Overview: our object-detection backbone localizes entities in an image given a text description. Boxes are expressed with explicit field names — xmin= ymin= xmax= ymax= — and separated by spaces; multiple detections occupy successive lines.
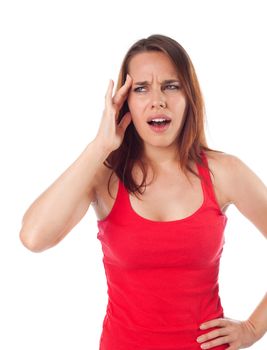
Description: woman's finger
xmin=197 ymin=327 xmax=229 ymax=343
xmin=112 ymin=74 xmax=132 ymax=107
xmin=199 ymin=335 xmax=231 ymax=349
xmin=105 ymin=79 xmax=114 ymax=109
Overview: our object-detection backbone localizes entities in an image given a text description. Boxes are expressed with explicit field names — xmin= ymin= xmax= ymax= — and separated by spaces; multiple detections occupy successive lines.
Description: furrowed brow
xmin=134 ymin=79 xmax=180 ymax=86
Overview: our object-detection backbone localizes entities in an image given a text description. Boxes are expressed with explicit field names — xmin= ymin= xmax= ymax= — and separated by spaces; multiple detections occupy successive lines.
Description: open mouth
xmin=147 ymin=120 xmax=171 ymax=133
xmin=147 ymin=120 xmax=171 ymax=126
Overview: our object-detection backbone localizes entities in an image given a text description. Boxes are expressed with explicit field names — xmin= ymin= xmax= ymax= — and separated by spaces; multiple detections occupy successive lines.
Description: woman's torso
xmin=94 ymin=149 xmax=231 ymax=350
xmin=95 ymin=149 xmax=229 ymax=350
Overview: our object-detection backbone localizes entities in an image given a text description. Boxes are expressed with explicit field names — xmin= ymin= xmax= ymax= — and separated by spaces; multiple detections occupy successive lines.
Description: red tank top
xmin=97 ymin=150 xmax=229 ymax=350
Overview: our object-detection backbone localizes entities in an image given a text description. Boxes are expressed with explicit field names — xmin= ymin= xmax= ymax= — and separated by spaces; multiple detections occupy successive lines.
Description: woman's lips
xmin=146 ymin=114 xmax=172 ymax=122
xmin=147 ymin=120 xmax=171 ymax=133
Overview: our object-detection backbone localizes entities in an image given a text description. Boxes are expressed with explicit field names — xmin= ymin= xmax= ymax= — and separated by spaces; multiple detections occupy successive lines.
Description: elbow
xmin=19 ymin=229 xmax=48 ymax=253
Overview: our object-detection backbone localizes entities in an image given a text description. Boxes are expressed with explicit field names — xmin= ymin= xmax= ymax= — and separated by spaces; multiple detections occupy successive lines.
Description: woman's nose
xmin=152 ymin=97 xmax=167 ymax=108
xmin=152 ymin=100 xmax=166 ymax=108
xmin=151 ymin=93 xmax=167 ymax=109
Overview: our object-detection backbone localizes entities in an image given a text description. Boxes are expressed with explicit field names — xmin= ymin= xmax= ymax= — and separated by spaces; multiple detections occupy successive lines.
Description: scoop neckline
xmin=125 ymin=163 xmax=206 ymax=224
xmin=127 ymin=188 xmax=206 ymax=224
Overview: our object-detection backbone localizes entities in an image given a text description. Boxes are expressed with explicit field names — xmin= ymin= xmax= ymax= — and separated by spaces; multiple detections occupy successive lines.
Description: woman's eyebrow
xmin=133 ymin=79 xmax=180 ymax=86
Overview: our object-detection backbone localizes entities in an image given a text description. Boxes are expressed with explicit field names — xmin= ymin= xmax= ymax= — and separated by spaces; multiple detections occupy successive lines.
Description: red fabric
xmin=97 ymin=150 xmax=229 ymax=350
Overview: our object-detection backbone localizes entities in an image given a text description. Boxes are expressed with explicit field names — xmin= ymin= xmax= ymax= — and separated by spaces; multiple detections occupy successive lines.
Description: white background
xmin=1 ymin=0 xmax=267 ymax=349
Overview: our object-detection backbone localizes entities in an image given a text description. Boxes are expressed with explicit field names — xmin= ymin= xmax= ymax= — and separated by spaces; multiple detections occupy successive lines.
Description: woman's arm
xmin=20 ymin=75 xmax=133 ymax=253
xmin=196 ymin=153 xmax=267 ymax=348
xmin=224 ymin=153 xmax=267 ymax=336
xmin=19 ymin=139 xmax=111 ymax=253
xmin=223 ymin=153 xmax=267 ymax=239
xmin=247 ymin=292 xmax=267 ymax=339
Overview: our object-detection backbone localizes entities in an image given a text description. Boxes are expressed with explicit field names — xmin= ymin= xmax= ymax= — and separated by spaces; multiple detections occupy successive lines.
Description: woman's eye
xmin=133 ymin=85 xmax=180 ymax=93
xmin=134 ymin=86 xmax=146 ymax=92
xmin=166 ymin=84 xmax=180 ymax=90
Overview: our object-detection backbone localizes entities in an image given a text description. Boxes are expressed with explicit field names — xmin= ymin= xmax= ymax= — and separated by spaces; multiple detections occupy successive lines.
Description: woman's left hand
xmin=196 ymin=317 xmax=261 ymax=349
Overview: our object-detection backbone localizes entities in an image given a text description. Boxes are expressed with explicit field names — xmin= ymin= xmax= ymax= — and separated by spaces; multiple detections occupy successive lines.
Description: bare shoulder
xmin=205 ymin=149 xmax=239 ymax=172
xmin=206 ymin=149 xmax=267 ymax=237
xmin=205 ymin=149 xmax=266 ymax=204
xmin=204 ymin=149 xmax=241 ymax=207
xmin=205 ymin=149 xmax=259 ymax=183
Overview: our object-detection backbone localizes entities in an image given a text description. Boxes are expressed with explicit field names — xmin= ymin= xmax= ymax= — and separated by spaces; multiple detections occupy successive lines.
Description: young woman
xmin=20 ymin=34 xmax=267 ymax=350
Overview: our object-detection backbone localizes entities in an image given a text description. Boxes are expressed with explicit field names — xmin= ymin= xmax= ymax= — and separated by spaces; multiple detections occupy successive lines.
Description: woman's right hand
xmin=94 ymin=74 xmax=133 ymax=153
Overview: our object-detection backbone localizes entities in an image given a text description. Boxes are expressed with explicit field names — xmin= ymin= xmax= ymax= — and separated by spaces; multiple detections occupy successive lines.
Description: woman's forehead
xmin=128 ymin=52 xmax=178 ymax=81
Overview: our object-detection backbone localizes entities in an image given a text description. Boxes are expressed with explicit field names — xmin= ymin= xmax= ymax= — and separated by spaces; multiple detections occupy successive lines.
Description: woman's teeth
xmin=147 ymin=119 xmax=171 ymax=126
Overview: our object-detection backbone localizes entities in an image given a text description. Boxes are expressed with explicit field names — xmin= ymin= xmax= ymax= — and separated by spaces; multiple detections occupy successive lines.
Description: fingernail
xmin=197 ymin=336 xmax=204 ymax=342
xmin=201 ymin=344 xmax=208 ymax=349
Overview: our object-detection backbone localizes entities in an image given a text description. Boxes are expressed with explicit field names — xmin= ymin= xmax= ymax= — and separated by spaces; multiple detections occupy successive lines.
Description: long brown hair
xmin=103 ymin=34 xmax=223 ymax=200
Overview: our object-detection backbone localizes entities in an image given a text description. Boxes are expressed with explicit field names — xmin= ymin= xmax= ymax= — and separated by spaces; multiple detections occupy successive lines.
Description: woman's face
xmin=127 ymin=51 xmax=187 ymax=149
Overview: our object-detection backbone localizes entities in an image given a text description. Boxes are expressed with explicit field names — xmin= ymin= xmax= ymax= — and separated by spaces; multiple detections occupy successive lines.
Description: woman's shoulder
xmin=204 ymin=149 xmax=239 ymax=170
xmin=204 ymin=149 xmax=244 ymax=206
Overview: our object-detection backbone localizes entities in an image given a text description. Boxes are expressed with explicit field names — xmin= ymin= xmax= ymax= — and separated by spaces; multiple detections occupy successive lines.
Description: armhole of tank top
xmin=201 ymin=151 xmax=226 ymax=216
